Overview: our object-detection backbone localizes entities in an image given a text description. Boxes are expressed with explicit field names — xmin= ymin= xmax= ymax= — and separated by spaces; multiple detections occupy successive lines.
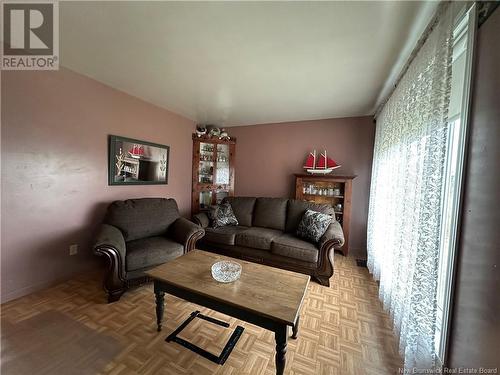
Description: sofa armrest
xmin=93 ymin=224 xmax=127 ymax=300
xmin=319 ymin=220 xmax=345 ymax=250
xmin=192 ymin=212 xmax=210 ymax=228
xmin=171 ymin=217 xmax=205 ymax=252
xmin=313 ymin=220 xmax=344 ymax=286
xmin=94 ymin=224 xmax=125 ymax=256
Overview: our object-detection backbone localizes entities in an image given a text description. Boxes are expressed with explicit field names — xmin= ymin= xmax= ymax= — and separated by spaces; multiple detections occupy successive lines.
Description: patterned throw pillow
xmin=296 ymin=209 xmax=332 ymax=243
xmin=208 ymin=202 xmax=239 ymax=228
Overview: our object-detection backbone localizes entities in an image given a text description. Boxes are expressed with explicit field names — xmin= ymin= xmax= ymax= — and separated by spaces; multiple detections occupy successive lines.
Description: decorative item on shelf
xmin=202 ymin=144 xmax=214 ymax=152
xmin=209 ymin=128 xmax=221 ymax=138
xmin=217 ymin=154 xmax=228 ymax=163
xmin=196 ymin=125 xmax=207 ymax=138
xmin=303 ymin=150 xmax=341 ymax=174
xmin=335 ymin=203 xmax=343 ymax=212
xmin=206 ymin=125 xmax=221 ymax=138
xmin=219 ymin=128 xmax=230 ymax=141
xmin=201 ymin=154 xmax=214 ymax=162
xmin=211 ymin=260 xmax=242 ymax=283
xmin=333 ymin=188 xmax=340 ymax=196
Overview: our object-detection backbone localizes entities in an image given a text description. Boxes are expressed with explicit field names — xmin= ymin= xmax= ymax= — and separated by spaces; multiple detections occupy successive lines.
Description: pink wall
xmin=1 ymin=68 xmax=195 ymax=302
xmin=227 ymin=117 xmax=375 ymax=257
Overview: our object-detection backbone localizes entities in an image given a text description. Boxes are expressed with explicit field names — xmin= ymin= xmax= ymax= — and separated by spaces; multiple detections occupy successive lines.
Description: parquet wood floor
xmin=1 ymin=254 xmax=402 ymax=375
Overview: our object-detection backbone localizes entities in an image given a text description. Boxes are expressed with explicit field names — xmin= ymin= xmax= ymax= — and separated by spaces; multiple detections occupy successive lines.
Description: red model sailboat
xmin=128 ymin=144 xmax=145 ymax=159
xmin=303 ymin=150 xmax=340 ymax=174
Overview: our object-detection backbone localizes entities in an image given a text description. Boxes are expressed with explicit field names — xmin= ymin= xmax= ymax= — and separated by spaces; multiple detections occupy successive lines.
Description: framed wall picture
xmin=108 ymin=135 xmax=169 ymax=185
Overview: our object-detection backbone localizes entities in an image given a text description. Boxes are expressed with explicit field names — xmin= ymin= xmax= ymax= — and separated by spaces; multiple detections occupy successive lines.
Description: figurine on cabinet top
xmin=219 ymin=128 xmax=230 ymax=141
xmin=195 ymin=124 xmax=232 ymax=141
xmin=195 ymin=125 xmax=207 ymax=137
xmin=208 ymin=127 xmax=221 ymax=138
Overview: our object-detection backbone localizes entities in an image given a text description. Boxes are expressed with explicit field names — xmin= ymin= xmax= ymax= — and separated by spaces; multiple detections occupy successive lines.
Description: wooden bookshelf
xmin=294 ymin=174 xmax=356 ymax=256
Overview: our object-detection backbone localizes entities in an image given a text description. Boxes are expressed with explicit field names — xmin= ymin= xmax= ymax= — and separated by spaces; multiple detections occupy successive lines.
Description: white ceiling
xmin=60 ymin=1 xmax=437 ymax=126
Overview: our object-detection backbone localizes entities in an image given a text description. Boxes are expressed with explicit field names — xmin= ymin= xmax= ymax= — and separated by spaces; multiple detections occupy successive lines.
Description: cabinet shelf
xmin=304 ymin=193 xmax=344 ymax=199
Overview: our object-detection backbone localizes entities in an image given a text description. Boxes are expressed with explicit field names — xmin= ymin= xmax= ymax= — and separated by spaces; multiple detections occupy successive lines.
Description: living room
xmin=1 ymin=1 xmax=498 ymax=374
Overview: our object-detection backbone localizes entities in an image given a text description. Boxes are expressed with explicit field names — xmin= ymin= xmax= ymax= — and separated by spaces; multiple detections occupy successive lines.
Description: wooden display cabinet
xmin=294 ymin=174 xmax=356 ymax=256
xmin=192 ymin=134 xmax=236 ymax=216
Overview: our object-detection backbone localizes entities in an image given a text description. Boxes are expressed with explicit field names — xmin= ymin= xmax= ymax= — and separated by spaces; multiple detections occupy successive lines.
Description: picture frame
xmin=108 ymin=135 xmax=169 ymax=185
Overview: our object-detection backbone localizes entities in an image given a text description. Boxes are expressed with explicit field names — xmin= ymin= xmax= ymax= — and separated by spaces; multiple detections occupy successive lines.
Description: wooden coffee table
xmin=146 ymin=249 xmax=310 ymax=375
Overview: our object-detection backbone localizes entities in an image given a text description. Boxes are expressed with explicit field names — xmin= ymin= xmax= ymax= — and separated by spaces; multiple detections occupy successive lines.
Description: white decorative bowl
xmin=211 ymin=261 xmax=242 ymax=283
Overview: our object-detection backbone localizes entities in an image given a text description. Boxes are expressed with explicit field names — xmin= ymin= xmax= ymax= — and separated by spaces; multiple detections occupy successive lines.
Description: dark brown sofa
xmin=193 ymin=197 xmax=344 ymax=286
xmin=93 ymin=198 xmax=205 ymax=302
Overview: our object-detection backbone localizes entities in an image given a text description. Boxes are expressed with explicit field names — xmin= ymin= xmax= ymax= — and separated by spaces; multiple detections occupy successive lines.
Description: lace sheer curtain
xmin=367 ymin=6 xmax=454 ymax=371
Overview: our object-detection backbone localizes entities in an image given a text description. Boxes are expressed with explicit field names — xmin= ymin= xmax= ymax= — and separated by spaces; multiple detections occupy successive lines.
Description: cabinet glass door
xmin=216 ymin=144 xmax=230 ymax=185
xmin=199 ymin=142 xmax=214 ymax=183
xmin=199 ymin=191 xmax=212 ymax=210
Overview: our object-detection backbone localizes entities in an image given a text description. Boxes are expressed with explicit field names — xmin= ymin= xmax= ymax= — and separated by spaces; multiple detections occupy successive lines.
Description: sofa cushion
xmin=286 ymin=199 xmax=335 ymax=233
xmin=126 ymin=236 xmax=183 ymax=271
xmin=205 ymin=226 xmax=249 ymax=246
xmin=223 ymin=197 xmax=256 ymax=227
xmin=235 ymin=227 xmax=283 ymax=250
xmin=272 ymin=234 xmax=319 ymax=263
xmin=208 ymin=202 xmax=239 ymax=228
xmin=297 ymin=210 xmax=333 ymax=243
xmin=252 ymin=198 xmax=288 ymax=231
xmin=105 ymin=198 xmax=180 ymax=241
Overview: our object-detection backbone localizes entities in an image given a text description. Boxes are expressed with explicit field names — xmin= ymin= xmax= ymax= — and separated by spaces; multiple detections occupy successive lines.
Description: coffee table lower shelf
xmin=166 ymin=310 xmax=244 ymax=365
xmin=153 ymin=281 xmax=300 ymax=375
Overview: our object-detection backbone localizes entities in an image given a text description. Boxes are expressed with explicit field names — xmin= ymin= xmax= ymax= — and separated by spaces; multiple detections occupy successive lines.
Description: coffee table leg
xmin=292 ymin=316 xmax=300 ymax=339
xmin=155 ymin=290 xmax=165 ymax=332
xmin=275 ymin=325 xmax=288 ymax=375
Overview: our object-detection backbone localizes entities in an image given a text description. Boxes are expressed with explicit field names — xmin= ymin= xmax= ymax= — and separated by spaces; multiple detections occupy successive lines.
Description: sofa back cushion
xmin=105 ymin=198 xmax=179 ymax=241
xmin=223 ymin=197 xmax=256 ymax=227
xmin=253 ymin=197 xmax=288 ymax=231
xmin=285 ymin=199 xmax=335 ymax=233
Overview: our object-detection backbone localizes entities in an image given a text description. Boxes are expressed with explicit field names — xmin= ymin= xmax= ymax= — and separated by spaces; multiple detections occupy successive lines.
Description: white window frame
xmin=435 ymin=2 xmax=477 ymax=365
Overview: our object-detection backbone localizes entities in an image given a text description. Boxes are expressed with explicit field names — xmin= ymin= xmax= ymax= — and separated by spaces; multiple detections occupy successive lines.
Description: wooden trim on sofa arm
xmin=313 ymin=239 xmax=340 ymax=287
xmin=186 ymin=230 xmax=206 ymax=253
xmin=94 ymin=246 xmax=127 ymax=303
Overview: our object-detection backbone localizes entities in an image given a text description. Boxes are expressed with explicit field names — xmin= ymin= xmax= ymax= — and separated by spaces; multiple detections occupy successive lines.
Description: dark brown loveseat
xmin=94 ymin=198 xmax=205 ymax=302
xmin=193 ymin=197 xmax=344 ymax=286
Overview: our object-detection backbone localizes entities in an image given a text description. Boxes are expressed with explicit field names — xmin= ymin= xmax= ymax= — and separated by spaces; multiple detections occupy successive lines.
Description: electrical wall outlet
xmin=69 ymin=244 xmax=78 ymax=256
